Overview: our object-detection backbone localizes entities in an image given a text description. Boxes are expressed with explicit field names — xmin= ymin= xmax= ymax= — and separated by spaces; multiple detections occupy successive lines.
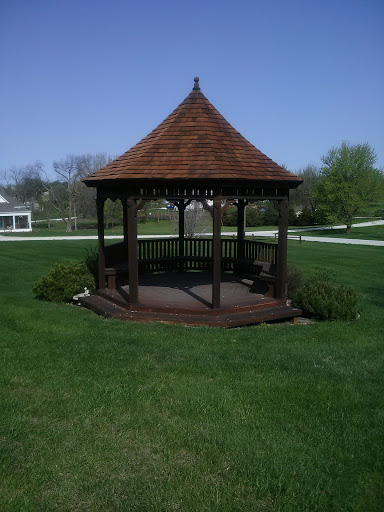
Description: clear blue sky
xmin=1 ymin=0 xmax=383 ymax=175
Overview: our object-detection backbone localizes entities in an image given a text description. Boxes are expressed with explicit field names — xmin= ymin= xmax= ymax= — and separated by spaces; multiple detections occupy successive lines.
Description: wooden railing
xmin=104 ymin=237 xmax=277 ymax=274
xmin=138 ymin=238 xmax=179 ymax=272
xmin=244 ymin=239 xmax=277 ymax=264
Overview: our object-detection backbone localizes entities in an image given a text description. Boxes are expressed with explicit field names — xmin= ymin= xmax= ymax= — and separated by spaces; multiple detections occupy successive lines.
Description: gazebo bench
xmin=105 ymin=263 xmax=128 ymax=290
xmin=241 ymin=261 xmax=277 ymax=298
xmin=104 ymin=254 xmax=277 ymax=294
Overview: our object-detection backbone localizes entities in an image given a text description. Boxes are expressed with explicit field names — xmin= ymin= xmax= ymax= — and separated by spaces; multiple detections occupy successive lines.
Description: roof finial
xmin=193 ymin=77 xmax=200 ymax=91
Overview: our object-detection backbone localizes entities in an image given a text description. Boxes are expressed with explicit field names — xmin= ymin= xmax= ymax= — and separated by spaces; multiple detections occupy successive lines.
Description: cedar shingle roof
xmin=85 ymin=78 xmax=300 ymax=185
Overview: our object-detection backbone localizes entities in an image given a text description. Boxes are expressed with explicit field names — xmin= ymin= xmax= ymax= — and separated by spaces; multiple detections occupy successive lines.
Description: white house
xmin=0 ymin=189 xmax=32 ymax=232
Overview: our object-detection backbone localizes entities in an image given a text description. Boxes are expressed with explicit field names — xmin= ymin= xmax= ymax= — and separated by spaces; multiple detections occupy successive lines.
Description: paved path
xmin=1 ymin=220 xmax=383 ymax=246
xmin=288 ymin=219 xmax=384 ymax=232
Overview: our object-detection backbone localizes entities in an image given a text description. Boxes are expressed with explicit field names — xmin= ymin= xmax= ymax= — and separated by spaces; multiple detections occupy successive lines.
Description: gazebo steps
xmin=79 ymin=295 xmax=302 ymax=328
xmin=80 ymin=295 xmax=129 ymax=318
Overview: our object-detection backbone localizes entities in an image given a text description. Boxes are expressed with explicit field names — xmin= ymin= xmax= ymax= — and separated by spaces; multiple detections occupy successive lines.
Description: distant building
xmin=0 ymin=189 xmax=32 ymax=232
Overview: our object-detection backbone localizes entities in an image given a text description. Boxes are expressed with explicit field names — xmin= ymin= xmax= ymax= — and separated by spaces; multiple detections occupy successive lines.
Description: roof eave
xmin=83 ymin=177 xmax=303 ymax=189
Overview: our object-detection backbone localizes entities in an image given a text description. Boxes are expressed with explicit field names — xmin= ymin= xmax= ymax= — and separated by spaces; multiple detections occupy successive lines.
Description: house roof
xmin=0 ymin=188 xmax=31 ymax=214
xmin=84 ymin=78 xmax=301 ymax=186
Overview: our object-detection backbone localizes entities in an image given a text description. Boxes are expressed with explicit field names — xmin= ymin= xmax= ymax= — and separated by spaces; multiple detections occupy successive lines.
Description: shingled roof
xmin=0 ymin=188 xmax=31 ymax=214
xmin=84 ymin=78 xmax=300 ymax=185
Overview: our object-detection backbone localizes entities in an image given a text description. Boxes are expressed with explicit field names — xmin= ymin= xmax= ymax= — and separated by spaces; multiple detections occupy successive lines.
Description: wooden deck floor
xmin=116 ymin=272 xmax=276 ymax=314
xmin=80 ymin=272 xmax=302 ymax=327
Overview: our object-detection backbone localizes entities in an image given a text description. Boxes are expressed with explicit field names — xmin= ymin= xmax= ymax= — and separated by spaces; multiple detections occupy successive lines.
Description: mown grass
xmin=290 ymin=225 xmax=384 ymax=241
xmin=5 ymin=219 xmax=177 ymax=237
xmin=1 ymin=241 xmax=384 ymax=511
xmin=6 ymin=218 xmax=383 ymax=241
xmin=356 ymin=201 xmax=384 ymax=217
xmin=4 ymin=221 xmax=277 ymax=237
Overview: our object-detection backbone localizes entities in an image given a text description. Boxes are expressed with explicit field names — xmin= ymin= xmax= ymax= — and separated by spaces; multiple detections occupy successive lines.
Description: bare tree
xmin=0 ymin=162 xmax=45 ymax=210
xmin=2 ymin=154 xmax=112 ymax=230
xmin=18 ymin=163 xmax=45 ymax=208
xmin=3 ymin=166 xmax=25 ymax=196
xmin=184 ymin=201 xmax=210 ymax=237
xmin=76 ymin=153 xmax=113 ymax=218
xmin=43 ymin=155 xmax=81 ymax=232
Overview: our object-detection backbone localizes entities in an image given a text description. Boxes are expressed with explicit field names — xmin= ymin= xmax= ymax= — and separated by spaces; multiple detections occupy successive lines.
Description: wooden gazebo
xmin=81 ymin=78 xmax=302 ymax=326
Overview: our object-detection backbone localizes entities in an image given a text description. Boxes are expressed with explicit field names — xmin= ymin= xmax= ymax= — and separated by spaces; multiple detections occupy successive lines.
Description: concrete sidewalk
xmin=287 ymin=219 xmax=384 ymax=232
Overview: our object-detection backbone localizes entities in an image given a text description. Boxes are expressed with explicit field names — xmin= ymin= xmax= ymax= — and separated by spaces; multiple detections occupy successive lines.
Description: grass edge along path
xmin=2 ymin=220 xmax=384 ymax=243
xmin=1 ymin=240 xmax=383 ymax=511
xmin=289 ymin=224 xmax=384 ymax=241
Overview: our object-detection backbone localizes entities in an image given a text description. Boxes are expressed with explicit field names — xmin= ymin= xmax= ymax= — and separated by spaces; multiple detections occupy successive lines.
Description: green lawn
xmin=5 ymin=218 xmax=384 ymax=242
xmin=356 ymin=202 xmax=384 ymax=217
xmin=1 ymin=241 xmax=384 ymax=511
xmin=3 ymin=220 xmax=177 ymax=237
xmin=4 ymin=221 xmax=276 ymax=237
xmin=290 ymin=224 xmax=384 ymax=241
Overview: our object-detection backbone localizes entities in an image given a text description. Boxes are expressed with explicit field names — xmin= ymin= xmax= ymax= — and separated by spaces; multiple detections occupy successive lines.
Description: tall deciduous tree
xmin=290 ymin=164 xmax=320 ymax=212
xmin=316 ymin=142 xmax=382 ymax=233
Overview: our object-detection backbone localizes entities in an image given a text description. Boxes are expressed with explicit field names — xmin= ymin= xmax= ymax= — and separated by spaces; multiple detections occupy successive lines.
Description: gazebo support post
xmin=127 ymin=198 xmax=139 ymax=305
xmin=122 ymin=197 xmax=128 ymax=246
xmin=96 ymin=197 xmax=106 ymax=290
xmin=178 ymin=199 xmax=185 ymax=271
xmin=237 ymin=199 xmax=246 ymax=261
xmin=276 ymin=196 xmax=289 ymax=300
xmin=212 ymin=195 xmax=222 ymax=309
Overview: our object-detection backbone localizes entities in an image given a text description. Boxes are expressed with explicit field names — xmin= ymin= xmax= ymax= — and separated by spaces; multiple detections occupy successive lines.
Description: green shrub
xmin=246 ymin=207 xmax=263 ymax=227
xmin=291 ymin=270 xmax=358 ymax=321
xmin=83 ymin=245 xmax=98 ymax=283
xmin=288 ymin=205 xmax=298 ymax=225
xmin=33 ymin=262 xmax=96 ymax=303
xmin=261 ymin=204 xmax=278 ymax=226
xmin=222 ymin=207 xmax=237 ymax=226
xmin=296 ymin=206 xmax=315 ymax=226
xmin=286 ymin=264 xmax=304 ymax=299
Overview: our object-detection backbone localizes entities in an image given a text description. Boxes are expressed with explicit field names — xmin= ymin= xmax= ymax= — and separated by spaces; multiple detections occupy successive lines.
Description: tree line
xmin=223 ymin=142 xmax=383 ymax=231
xmin=1 ymin=142 xmax=383 ymax=233
xmin=0 ymin=154 xmax=112 ymax=232
xmin=291 ymin=142 xmax=383 ymax=232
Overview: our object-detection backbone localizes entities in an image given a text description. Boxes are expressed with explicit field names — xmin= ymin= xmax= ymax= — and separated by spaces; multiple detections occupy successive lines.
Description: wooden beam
xmin=121 ymin=197 xmax=128 ymax=246
xmin=136 ymin=199 xmax=147 ymax=212
xmin=127 ymin=198 xmax=139 ymax=305
xmin=201 ymin=199 xmax=213 ymax=216
xmin=276 ymin=196 xmax=289 ymax=300
xmin=221 ymin=199 xmax=233 ymax=217
xmin=96 ymin=197 xmax=106 ymax=290
xmin=212 ymin=195 xmax=222 ymax=309
xmin=201 ymin=198 xmax=233 ymax=219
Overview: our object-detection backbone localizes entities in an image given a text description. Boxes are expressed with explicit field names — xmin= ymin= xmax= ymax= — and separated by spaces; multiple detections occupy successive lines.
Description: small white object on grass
xmin=73 ymin=287 xmax=91 ymax=302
